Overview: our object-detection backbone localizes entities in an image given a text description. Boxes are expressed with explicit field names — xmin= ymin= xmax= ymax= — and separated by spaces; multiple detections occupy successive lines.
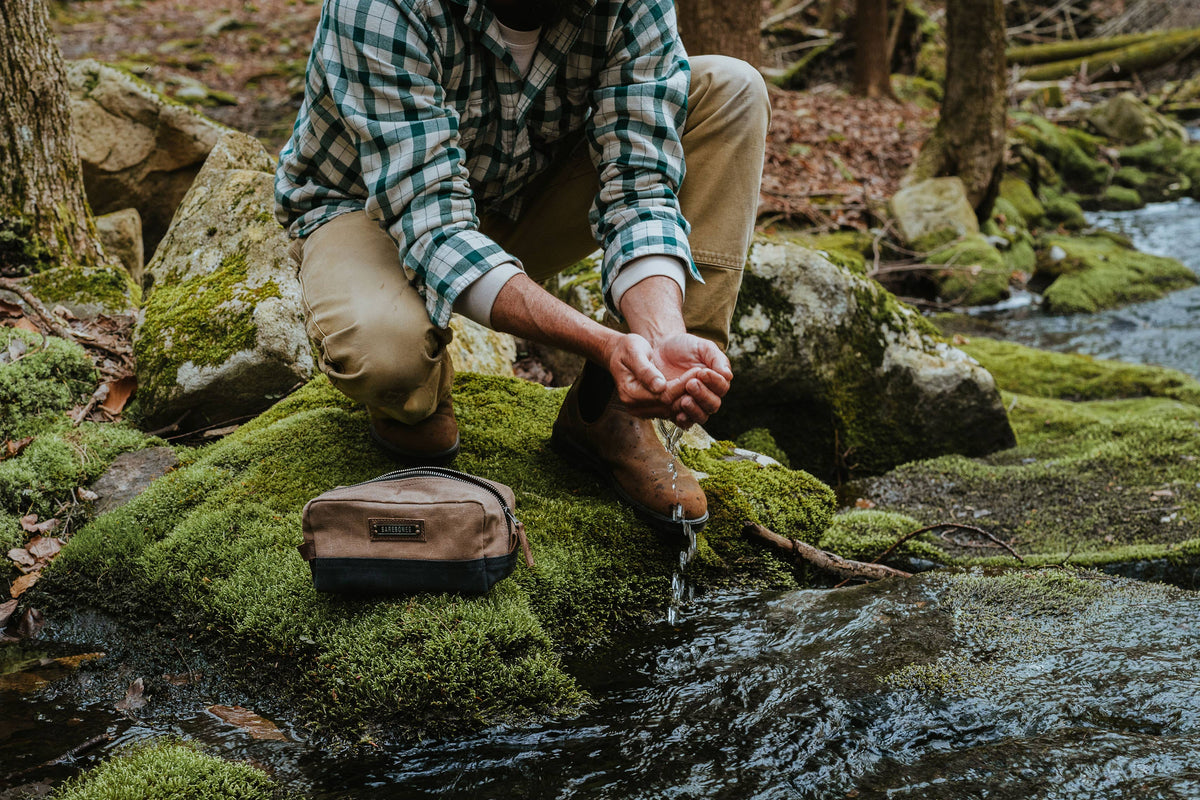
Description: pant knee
xmin=317 ymin=316 xmax=450 ymax=423
xmin=688 ymin=55 xmax=771 ymax=137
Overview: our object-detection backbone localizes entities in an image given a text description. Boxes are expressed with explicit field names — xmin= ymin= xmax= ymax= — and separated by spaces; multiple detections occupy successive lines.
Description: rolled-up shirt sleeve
xmin=586 ymin=0 xmax=700 ymax=320
xmin=327 ymin=0 xmax=514 ymax=328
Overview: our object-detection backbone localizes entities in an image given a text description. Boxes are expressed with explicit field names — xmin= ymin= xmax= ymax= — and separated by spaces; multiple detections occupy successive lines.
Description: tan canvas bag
xmin=299 ymin=467 xmax=533 ymax=594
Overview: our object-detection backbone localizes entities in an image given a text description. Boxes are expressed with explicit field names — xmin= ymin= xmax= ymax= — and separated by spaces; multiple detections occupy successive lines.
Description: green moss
xmin=1012 ymin=115 xmax=1114 ymax=193
xmin=0 ymin=328 xmax=97 ymax=440
xmin=925 ymin=234 xmax=1011 ymax=306
xmin=819 ymin=509 xmax=947 ymax=564
xmin=0 ymin=217 xmax=55 ymax=275
xmin=891 ymin=74 xmax=943 ymax=108
xmin=51 ymin=739 xmax=282 ymax=800
xmin=1099 ymin=184 xmax=1144 ymax=210
xmin=735 ymin=428 xmax=791 ymax=467
xmin=960 ymin=337 xmax=1200 ymax=406
xmin=858 ymin=390 xmax=1200 ymax=567
xmin=795 ymin=231 xmax=875 ymax=276
xmin=1113 ymin=165 xmax=1151 ymax=189
xmin=135 ymin=248 xmax=282 ymax=408
xmin=38 ymin=373 xmax=835 ymax=738
xmin=1118 ymin=137 xmax=1200 ymax=201
xmin=25 ymin=266 xmax=141 ymax=311
xmin=1036 ymin=234 xmax=1197 ymax=314
xmin=1039 ymin=186 xmax=1087 ymax=230
xmin=998 ymin=177 xmax=1045 ymax=227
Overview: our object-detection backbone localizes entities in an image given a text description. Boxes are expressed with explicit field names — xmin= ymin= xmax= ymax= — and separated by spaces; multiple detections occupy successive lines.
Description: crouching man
xmin=275 ymin=0 xmax=769 ymax=531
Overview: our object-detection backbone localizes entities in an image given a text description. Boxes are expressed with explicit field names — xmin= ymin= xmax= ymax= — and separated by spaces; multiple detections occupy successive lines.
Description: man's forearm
xmin=617 ymin=275 xmax=686 ymax=345
xmin=489 ymin=273 xmax=622 ymax=366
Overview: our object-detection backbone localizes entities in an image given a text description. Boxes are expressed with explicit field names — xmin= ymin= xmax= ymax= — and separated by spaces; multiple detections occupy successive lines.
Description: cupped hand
xmin=605 ymin=332 xmax=732 ymax=427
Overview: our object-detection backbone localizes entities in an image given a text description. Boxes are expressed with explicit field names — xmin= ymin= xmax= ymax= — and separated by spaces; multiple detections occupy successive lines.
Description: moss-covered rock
xmin=50 ymin=739 xmax=285 ymax=800
xmin=93 ymin=208 xmax=145 ymax=285
xmin=1038 ymin=186 xmax=1087 ymax=230
xmin=1087 ymin=92 xmax=1188 ymax=145
xmin=818 ymin=509 xmax=947 ymax=565
xmin=998 ymin=176 xmax=1045 ymax=227
xmin=134 ymin=131 xmax=315 ymax=427
xmin=23 ymin=265 xmax=140 ymax=317
xmin=35 ymin=372 xmax=835 ymax=738
xmin=1035 ymin=234 xmax=1198 ymax=314
xmin=925 ymin=233 xmax=1012 ymax=306
xmin=855 ymin=343 xmax=1200 ymax=572
xmin=1012 ymin=114 xmax=1114 ymax=193
xmin=1098 ymin=183 xmax=1145 ymax=210
xmin=957 ymin=336 xmax=1200 ymax=405
xmin=0 ymin=328 xmax=96 ymax=441
xmin=713 ymin=237 xmax=1015 ymax=481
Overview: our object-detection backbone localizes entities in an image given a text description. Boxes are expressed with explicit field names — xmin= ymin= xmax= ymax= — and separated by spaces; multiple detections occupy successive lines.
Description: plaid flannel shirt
xmin=275 ymin=0 xmax=698 ymax=328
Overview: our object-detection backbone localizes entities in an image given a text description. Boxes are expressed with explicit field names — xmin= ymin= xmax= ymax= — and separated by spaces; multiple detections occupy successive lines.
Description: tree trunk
xmin=0 ymin=0 xmax=106 ymax=275
xmin=853 ymin=0 xmax=892 ymax=98
xmin=908 ymin=0 xmax=1006 ymax=218
xmin=676 ymin=0 xmax=763 ymax=65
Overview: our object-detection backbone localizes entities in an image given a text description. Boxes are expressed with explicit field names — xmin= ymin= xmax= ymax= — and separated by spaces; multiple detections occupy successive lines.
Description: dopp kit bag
xmin=299 ymin=467 xmax=534 ymax=594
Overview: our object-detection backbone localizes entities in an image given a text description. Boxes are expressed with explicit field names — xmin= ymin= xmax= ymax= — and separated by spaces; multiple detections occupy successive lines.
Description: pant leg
xmin=294 ymin=211 xmax=451 ymax=424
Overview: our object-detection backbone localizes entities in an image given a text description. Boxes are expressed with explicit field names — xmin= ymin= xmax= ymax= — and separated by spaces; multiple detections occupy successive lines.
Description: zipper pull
xmin=508 ymin=510 xmax=534 ymax=568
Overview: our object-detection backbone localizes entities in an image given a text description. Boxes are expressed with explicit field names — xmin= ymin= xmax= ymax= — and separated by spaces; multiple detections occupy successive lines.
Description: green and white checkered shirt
xmin=275 ymin=0 xmax=698 ymax=328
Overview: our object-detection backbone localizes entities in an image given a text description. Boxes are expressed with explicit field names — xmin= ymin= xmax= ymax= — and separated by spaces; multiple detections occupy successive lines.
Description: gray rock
xmin=133 ymin=130 xmax=316 ymax=427
xmin=890 ymin=177 xmax=980 ymax=249
xmin=710 ymin=237 xmax=1015 ymax=479
xmin=448 ymin=316 xmax=517 ymax=377
xmin=94 ymin=208 xmax=144 ymax=284
xmin=67 ymin=59 xmax=230 ymax=258
xmin=1087 ymin=92 xmax=1187 ymax=145
xmin=89 ymin=447 xmax=179 ymax=515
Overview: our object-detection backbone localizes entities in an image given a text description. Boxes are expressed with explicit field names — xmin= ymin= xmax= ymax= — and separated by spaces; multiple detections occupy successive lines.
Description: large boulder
xmin=67 ymin=60 xmax=229 ymax=258
xmin=134 ymin=131 xmax=314 ymax=427
xmin=93 ymin=208 xmax=144 ymax=284
xmin=711 ymin=237 xmax=1016 ymax=479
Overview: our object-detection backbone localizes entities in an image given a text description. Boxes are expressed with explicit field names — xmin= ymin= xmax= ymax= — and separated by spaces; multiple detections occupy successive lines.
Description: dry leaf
xmin=163 ymin=671 xmax=202 ymax=686
xmin=0 ymin=299 xmax=23 ymax=317
xmin=77 ymin=487 xmax=99 ymax=502
xmin=20 ymin=516 xmax=59 ymax=535
xmin=116 ymin=677 xmax=147 ymax=711
xmin=952 ymin=334 xmax=970 ymax=346
xmin=26 ymin=536 xmax=63 ymax=561
xmin=3 ymin=437 xmax=33 ymax=459
xmin=11 ymin=317 xmax=39 ymax=333
xmin=100 ymin=376 xmax=136 ymax=415
xmin=855 ymin=498 xmax=876 ymax=509
xmin=51 ymin=304 xmax=77 ymax=321
xmin=0 ymin=598 xmax=17 ymax=627
xmin=8 ymin=548 xmax=35 ymax=568
xmin=207 ymin=705 xmax=288 ymax=741
xmin=10 ymin=572 xmax=39 ymax=599
xmin=7 ymin=607 xmax=43 ymax=639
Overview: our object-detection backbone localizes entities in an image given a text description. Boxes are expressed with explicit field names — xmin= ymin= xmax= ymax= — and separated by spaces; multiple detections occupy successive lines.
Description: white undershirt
xmin=452 ymin=21 xmax=688 ymax=329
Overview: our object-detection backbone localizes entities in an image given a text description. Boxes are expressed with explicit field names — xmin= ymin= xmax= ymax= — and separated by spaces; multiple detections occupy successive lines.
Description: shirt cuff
xmin=608 ymin=255 xmax=688 ymax=314
xmin=452 ymin=261 xmax=524 ymax=328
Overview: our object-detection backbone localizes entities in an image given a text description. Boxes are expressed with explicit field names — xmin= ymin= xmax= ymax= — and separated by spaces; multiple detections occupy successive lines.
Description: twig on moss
xmin=743 ymin=521 xmax=912 ymax=582
xmin=0 ymin=277 xmax=77 ymax=343
xmin=925 ymin=522 xmax=1025 ymax=562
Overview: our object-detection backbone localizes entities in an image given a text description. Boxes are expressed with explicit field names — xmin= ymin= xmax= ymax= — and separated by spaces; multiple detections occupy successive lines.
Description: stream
xmin=4 ymin=199 xmax=1200 ymax=798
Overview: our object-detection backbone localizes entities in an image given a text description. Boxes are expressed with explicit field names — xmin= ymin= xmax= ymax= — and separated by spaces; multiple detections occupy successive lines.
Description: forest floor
xmin=51 ymin=0 xmax=935 ymax=234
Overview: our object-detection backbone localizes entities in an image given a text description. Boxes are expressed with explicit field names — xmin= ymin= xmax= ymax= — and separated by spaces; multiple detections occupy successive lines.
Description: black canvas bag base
xmin=309 ymin=552 xmax=518 ymax=596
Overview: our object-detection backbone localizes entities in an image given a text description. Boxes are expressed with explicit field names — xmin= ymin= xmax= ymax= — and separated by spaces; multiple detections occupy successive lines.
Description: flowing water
xmin=656 ymin=419 xmax=697 ymax=626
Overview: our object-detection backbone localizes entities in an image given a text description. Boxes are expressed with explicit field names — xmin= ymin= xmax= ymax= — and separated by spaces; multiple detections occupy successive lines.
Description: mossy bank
xmin=34 ymin=373 xmax=835 ymax=739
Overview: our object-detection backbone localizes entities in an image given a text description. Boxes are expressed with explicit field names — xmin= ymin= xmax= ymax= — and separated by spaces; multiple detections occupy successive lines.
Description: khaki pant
xmin=294 ymin=55 xmax=769 ymax=424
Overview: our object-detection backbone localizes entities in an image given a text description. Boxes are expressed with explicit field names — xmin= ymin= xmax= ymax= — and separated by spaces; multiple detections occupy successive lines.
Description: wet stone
xmin=88 ymin=448 xmax=179 ymax=515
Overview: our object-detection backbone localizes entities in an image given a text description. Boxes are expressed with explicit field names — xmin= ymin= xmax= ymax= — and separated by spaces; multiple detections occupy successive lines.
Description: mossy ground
xmin=855 ymin=342 xmax=1200 ymax=570
xmin=50 ymin=739 xmax=284 ymax=800
xmin=37 ymin=373 xmax=835 ymax=738
xmin=24 ymin=265 xmax=141 ymax=313
xmin=1036 ymin=234 xmax=1197 ymax=314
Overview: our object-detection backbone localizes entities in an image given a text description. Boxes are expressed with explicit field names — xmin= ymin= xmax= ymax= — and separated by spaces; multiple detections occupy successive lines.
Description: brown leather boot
xmin=550 ymin=362 xmax=708 ymax=532
xmin=368 ymin=360 xmax=460 ymax=466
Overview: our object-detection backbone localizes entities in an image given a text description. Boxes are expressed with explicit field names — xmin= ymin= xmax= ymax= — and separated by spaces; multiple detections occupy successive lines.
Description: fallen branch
xmin=1021 ymin=27 xmax=1200 ymax=82
xmin=927 ymin=522 xmax=1025 ymax=562
xmin=0 ymin=277 xmax=77 ymax=343
xmin=743 ymin=521 xmax=912 ymax=582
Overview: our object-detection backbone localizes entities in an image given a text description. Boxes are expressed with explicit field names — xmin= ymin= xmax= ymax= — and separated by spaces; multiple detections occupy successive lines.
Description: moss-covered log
xmin=0 ymin=0 xmax=108 ymax=274
xmin=1020 ymin=27 xmax=1200 ymax=82
xmin=1006 ymin=30 xmax=1159 ymax=66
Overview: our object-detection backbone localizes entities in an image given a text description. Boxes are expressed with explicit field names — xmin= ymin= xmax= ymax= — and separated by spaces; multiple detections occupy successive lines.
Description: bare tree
xmin=0 ymin=0 xmax=106 ymax=274
xmin=676 ymin=0 xmax=763 ymax=64
xmin=907 ymin=0 xmax=1007 ymax=217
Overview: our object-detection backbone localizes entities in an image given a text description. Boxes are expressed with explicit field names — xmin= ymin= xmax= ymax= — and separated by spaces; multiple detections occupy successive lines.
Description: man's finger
xmin=621 ymin=343 xmax=667 ymax=395
xmin=684 ymin=377 xmax=723 ymax=416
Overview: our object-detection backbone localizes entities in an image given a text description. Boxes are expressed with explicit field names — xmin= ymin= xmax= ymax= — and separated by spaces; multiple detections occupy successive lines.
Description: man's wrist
xmin=618 ymin=275 xmax=687 ymax=345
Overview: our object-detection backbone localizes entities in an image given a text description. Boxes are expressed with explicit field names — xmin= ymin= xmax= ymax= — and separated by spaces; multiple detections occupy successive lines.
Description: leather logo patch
xmin=369 ymin=518 xmax=426 ymax=542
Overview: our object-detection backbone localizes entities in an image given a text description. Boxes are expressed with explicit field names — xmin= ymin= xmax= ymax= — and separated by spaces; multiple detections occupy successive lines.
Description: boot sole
xmin=369 ymin=426 xmax=461 ymax=467
xmin=550 ymin=428 xmax=709 ymax=536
